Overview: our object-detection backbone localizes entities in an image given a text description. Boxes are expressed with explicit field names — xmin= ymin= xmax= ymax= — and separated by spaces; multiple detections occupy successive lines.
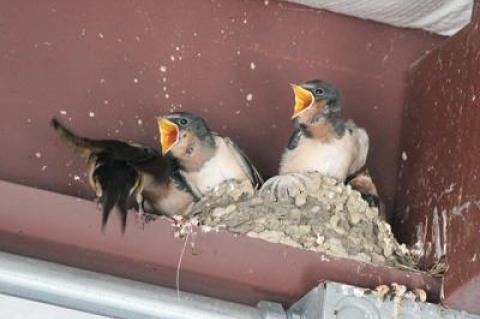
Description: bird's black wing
xmin=216 ymin=133 xmax=264 ymax=188
xmin=51 ymin=118 xmax=157 ymax=164
xmin=287 ymin=128 xmax=303 ymax=150
xmin=170 ymin=168 xmax=199 ymax=201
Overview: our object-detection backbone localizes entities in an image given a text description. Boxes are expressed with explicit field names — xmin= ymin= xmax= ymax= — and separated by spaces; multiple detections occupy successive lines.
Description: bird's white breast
xmin=184 ymin=137 xmax=248 ymax=194
xmin=279 ymin=128 xmax=368 ymax=181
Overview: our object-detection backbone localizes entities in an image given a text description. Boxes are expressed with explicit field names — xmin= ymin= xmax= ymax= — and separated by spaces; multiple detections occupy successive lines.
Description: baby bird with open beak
xmin=157 ymin=112 xmax=263 ymax=197
xmin=280 ymin=80 xmax=368 ymax=180
xmin=262 ymin=80 xmax=381 ymax=210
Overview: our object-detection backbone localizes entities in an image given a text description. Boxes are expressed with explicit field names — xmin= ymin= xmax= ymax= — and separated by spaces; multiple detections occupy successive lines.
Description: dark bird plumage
xmin=51 ymin=118 xmax=195 ymax=232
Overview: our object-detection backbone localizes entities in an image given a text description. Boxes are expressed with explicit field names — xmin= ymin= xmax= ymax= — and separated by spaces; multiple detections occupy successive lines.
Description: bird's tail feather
xmin=101 ymin=190 xmax=119 ymax=232
xmin=51 ymin=118 xmax=103 ymax=154
xmin=95 ymin=158 xmax=139 ymax=233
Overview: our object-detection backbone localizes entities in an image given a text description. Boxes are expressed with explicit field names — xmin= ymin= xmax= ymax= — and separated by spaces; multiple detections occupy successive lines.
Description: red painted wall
xmin=0 ymin=0 xmax=442 ymax=214
xmin=395 ymin=1 xmax=480 ymax=314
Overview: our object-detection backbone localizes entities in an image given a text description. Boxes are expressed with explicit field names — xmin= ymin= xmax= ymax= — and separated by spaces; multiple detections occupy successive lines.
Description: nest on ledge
xmin=166 ymin=172 xmax=419 ymax=268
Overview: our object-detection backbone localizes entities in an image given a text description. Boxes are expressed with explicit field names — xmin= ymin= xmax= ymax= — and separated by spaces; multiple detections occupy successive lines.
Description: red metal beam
xmin=395 ymin=0 xmax=480 ymax=313
xmin=0 ymin=181 xmax=440 ymax=306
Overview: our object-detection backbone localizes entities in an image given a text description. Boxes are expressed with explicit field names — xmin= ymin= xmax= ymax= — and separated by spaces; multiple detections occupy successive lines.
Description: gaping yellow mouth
xmin=157 ymin=117 xmax=179 ymax=155
xmin=291 ymin=84 xmax=314 ymax=119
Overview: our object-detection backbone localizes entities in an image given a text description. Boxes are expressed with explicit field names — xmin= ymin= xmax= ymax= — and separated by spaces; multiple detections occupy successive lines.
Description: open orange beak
xmin=291 ymin=84 xmax=314 ymax=119
xmin=157 ymin=117 xmax=179 ymax=156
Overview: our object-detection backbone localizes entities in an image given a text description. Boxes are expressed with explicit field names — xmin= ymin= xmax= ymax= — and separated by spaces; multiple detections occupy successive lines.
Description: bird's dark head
xmin=290 ymin=79 xmax=342 ymax=125
xmin=157 ymin=112 xmax=212 ymax=156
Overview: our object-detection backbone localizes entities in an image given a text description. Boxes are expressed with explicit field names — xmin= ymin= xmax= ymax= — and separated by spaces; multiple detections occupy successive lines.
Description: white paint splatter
xmin=401 ymin=152 xmax=408 ymax=161
xmin=73 ymin=175 xmax=80 ymax=181
xmin=170 ymin=55 xmax=175 ymax=61
xmin=133 ymin=78 xmax=139 ymax=83
xmin=137 ymin=119 xmax=143 ymax=125
xmin=89 ymin=111 xmax=95 ymax=117
xmin=162 ymin=77 xmax=167 ymax=83
xmin=431 ymin=208 xmax=446 ymax=262
xmin=175 ymin=46 xmax=180 ymax=51
xmin=135 ymin=36 xmax=141 ymax=41
xmin=160 ymin=66 xmax=167 ymax=72
xmin=35 ymin=152 xmax=42 ymax=158
xmin=236 ymin=50 xmax=241 ymax=55
xmin=242 ymin=19 xmax=247 ymax=24
xmin=41 ymin=165 xmax=48 ymax=171
xmin=26 ymin=118 xmax=32 ymax=123
xmin=80 ymin=28 xmax=86 ymax=36
xmin=100 ymin=78 xmax=105 ymax=84
xmin=165 ymin=93 xmax=170 ymax=99
xmin=98 ymin=33 xmax=104 ymax=39
xmin=452 ymin=201 xmax=471 ymax=217
xmin=264 ymin=0 xmax=269 ymax=5
xmin=59 ymin=110 xmax=67 ymax=115
xmin=163 ymin=86 xmax=167 ymax=92
xmin=246 ymin=93 xmax=253 ymax=101
xmin=250 ymin=62 xmax=256 ymax=70
xmin=103 ymin=100 xmax=109 ymax=105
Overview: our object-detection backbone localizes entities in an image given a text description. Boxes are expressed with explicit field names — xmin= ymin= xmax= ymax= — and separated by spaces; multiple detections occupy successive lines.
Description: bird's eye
xmin=179 ymin=118 xmax=189 ymax=126
xmin=315 ymin=88 xmax=325 ymax=95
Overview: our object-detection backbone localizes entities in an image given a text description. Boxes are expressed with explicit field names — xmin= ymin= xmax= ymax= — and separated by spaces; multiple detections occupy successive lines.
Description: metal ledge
xmin=0 ymin=180 xmax=441 ymax=307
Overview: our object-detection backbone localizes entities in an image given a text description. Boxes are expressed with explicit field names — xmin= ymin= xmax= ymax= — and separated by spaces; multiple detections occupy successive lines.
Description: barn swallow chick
xmin=262 ymin=80 xmax=377 ymax=206
xmin=157 ymin=112 xmax=263 ymax=197
xmin=280 ymin=80 xmax=368 ymax=180
xmin=51 ymin=119 xmax=195 ymax=233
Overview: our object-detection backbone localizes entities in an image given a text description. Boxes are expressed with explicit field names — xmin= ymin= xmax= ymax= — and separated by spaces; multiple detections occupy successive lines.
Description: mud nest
xmin=172 ymin=172 xmax=418 ymax=268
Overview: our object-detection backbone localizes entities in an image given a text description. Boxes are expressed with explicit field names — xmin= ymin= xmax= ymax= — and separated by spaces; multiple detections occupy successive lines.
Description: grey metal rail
xmin=0 ymin=251 xmax=286 ymax=319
